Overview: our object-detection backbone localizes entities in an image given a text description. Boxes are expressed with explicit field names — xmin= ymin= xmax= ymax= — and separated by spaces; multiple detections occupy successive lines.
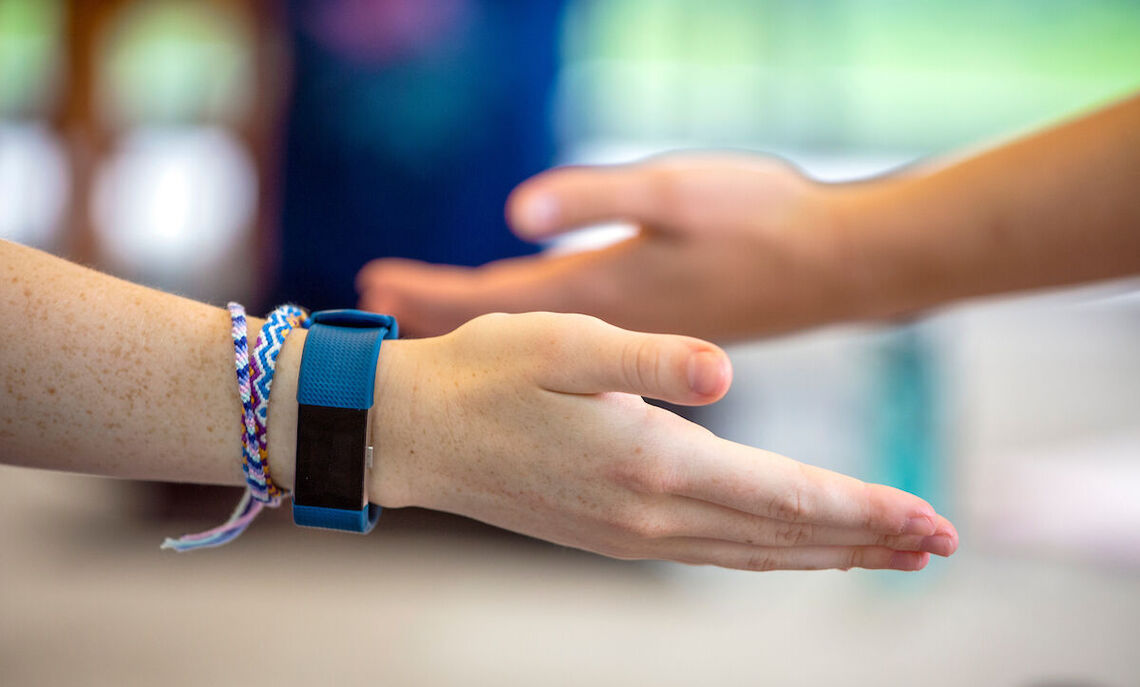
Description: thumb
xmin=507 ymin=163 xmax=668 ymax=241
xmin=535 ymin=315 xmax=733 ymax=406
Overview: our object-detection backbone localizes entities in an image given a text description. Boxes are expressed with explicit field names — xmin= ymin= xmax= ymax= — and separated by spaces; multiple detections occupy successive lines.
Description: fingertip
xmin=355 ymin=259 xmax=382 ymax=294
xmin=933 ymin=515 xmax=960 ymax=554
xmin=685 ymin=348 xmax=732 ymax=402
xmin=507 ymin=184 xmax=561 ymax=239
xmin=719 ymin=349 xmax=734 ymax=393
xmin=919 ymin=534 xmax=957 ymax=557
xmin=934 ymin=513 xmax=958 ymax=535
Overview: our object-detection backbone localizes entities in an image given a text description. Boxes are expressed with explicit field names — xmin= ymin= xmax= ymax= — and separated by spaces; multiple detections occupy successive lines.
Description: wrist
xmin=747 ymin=181 xmax=890 ymax=335
xmin=264 ymin=323 xmax=301 ymax=492
xmin=819 ymin=178 xmax=918 ymax=323
xmin=367 ymin=338 xmax=420 ymax=509
xmin=267 ymin=326 xmax=423 ymax=509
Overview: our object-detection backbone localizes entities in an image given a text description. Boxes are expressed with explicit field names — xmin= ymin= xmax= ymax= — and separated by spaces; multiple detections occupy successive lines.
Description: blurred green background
xmin=558 ymin=0 xmax=1140 ymax=152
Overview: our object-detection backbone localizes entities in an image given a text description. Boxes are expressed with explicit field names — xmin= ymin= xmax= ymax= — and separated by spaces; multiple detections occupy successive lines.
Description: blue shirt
xmin=273 ymin=0 xmax=564 ymax=310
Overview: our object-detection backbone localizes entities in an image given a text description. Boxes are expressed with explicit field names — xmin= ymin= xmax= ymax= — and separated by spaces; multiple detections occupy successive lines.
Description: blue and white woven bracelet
xmin=161 ymin=303 xmax=310 ymax=552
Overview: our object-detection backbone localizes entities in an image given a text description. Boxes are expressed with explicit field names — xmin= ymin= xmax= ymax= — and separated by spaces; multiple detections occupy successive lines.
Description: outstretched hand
xmin=370 ymin=312 xmax=957 ymax=571
xmin=358 ymin=154 xmax=858 ymax=342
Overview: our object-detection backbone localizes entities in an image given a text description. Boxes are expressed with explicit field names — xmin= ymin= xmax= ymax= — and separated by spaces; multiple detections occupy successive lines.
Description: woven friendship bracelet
xmin=248 ymin=305 xmax=310 ymax=504
xmin=161 ymin=303 xmax=310 ymax=552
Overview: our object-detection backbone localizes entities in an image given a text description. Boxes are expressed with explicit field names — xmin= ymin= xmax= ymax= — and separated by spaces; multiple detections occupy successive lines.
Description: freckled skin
xmin=341 ymin=313 xmax=954 ymax=570
xmin=1 ymin=239 xmax=957 ymax=571
xmin=1 ymin=240 xmax=244 ymax=485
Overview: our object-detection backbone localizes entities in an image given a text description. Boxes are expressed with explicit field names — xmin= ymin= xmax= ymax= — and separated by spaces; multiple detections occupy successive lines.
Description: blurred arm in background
xmin=0 ymin=239 xmax=956 ymax=570
xmin=357 ymin=93 xmax=1140 ymax=342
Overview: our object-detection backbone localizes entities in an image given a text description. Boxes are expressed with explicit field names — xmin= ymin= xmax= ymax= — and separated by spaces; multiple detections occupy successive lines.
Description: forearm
xmin=2 ymin=240 xmax=279 ymax=488
xmin=831 ymin=93 xmax=1140 ymax=320
xmin=0 ymin=239 xmax=416 ymax=505
xmin=0 ymin=241 xmax=960 ymax=570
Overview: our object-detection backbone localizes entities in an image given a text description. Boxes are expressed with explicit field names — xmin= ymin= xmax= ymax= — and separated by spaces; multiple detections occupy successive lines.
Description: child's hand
xmin=357 ymin=154 xmax=851 ymax=342
xmin=370 ymin=312 xmax=957 ymax=571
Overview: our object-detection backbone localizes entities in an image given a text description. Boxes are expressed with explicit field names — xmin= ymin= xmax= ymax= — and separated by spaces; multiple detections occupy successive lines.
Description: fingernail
xmin=920 ymin=534 xmax=955 ymax=557
xmin=521 ymin=193 xmax=559 ymax=232
xmin=687 ymin=351 xmax=723 ymax=396
xmin=889 ymin=551 xmax=927 ymax=571
xmin=902 ymin=515 xmax=935 ymax=536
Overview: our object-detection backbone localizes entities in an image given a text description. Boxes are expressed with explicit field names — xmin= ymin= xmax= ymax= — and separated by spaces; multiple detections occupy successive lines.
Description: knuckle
xmin=598 ymin=504 xmax=631 ymax=532
xmin=621 ymin=337 xmax=666 ymax=395
xmin=743 ymin=551 xmax=780 ymax=572
xmin=608 ymin=454 xmax=680 ymax=495
xmin=859 ymin=482 xmax=882 ymax=531
xmin=768 ymin=485 xmax=808 ymax=523
xmin=633 ymin=516 xmax=672 ymax=540
xmin=877 ymin=533 xmax=914 ymax=550
xmin=645 ymin=163 xmax=685 ymax=215
xmin=842 ymin=548 xmax=864 ymax=572
xmin=773 ymin=521 xmax=814 ymax=547
xmin=606 ymin=505 xmax=672 ymax=540
xmin=645 ymin=159 xmax=709 ymax=226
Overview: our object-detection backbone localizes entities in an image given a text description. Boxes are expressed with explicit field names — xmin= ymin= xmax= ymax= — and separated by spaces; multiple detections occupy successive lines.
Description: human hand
xmin=358 ymin=154 xmax=861 ymax=342
xmin=369 ymin=312 xmax=957 ymax=571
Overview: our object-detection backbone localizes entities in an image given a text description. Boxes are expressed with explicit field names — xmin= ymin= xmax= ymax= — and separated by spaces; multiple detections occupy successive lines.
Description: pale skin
xmin=1 ymin=239 xmax=956 ymax=570
xmin=357 ymin=93 xmax=1140 ymax=342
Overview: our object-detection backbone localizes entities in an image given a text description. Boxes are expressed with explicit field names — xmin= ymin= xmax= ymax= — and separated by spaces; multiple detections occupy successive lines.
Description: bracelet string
xmin=161 ymin=303 xmax=310 ymax=552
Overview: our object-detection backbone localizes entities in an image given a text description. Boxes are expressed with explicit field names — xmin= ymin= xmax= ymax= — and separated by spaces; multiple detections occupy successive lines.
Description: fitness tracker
xmin=293 ymin=309 xmax=397 ymax=533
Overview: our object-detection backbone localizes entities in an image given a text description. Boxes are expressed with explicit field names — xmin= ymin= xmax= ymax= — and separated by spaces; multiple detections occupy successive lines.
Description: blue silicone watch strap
xmin=294 ymin=309 xmax=397 ymax=533
xmin=297 ymin=310 xmax=397 ymax=410
xmin=293 ymin=503 xmax=381 ymax=533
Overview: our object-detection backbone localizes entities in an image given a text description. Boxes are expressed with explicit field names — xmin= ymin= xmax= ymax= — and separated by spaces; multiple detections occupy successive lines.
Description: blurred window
xmin=0 ymin=122 xmax=68 ymax=247
xmin=0 ymin=0 xmax=67 ymax=249
xmin=91 ymin=126 xmax=256 ymax=280
xmin=558 ymin=0 xmax=1140 ymax=156
xmin=90 ymin=0 xmax=260 ymax=300
xmin=97 ymin=0 xmax=255 ymax=128
xmin=0 ymin=0 xmax=63 ymax=117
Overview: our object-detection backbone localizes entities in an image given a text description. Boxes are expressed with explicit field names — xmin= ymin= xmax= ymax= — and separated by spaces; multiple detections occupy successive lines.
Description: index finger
xmin=670 ymin=435 xmax=941 ymax=536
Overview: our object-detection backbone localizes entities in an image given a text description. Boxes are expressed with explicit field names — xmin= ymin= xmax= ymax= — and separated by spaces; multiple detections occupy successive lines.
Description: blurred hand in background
xmin=357 ymin=94 xmax=1140 ymax=344
xmin=357 ymin=154 xmax=844 ymax=342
